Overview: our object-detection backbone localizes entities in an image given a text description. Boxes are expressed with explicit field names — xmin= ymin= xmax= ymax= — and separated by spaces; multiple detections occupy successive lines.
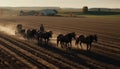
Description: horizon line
xmin=0 ymin=6 xmax=120 ymax=9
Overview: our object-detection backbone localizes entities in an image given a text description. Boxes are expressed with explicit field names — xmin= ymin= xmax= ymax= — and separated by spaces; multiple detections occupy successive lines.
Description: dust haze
xmin=0 ymin=24 xmax=16 ymax=35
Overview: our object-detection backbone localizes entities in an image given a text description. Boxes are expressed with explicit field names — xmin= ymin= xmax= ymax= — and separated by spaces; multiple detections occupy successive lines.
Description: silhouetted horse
xmin=31 ymin=29 xmax=37 ymax=39
xmin=37 ymin=31 xmax=53 ymax=45
xmin=57 ymin=32 xmax=76 ymax=48
xmin=15 ymin=24 xmax=25 ymax=35
xmin=20 ymin=29 xmax=26 ymax=35
xmin=75 ymin=34 xmax=98 ymax=50
xmin=26 ymin=29 xmax=32 ymax=39
xmin=57 ymin=34 xmax=64 ymax=46
xmin=26 ymin=29 xmax=37 ymax=39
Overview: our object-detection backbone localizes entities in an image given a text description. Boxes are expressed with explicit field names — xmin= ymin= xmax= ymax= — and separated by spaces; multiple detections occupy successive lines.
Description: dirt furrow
xmin=91 ymin=48 xmax=120 ymax=69
xmin=92 ymin=44 xmax=120 ymax=59
xmin=0 ymin=38 xmax=57 ymax=69
xmin=94 ymin=43 xmax=120 ymax=54
xmin=46 ymin=25 xmax=120 ymax=41
xmin=0 ymin=33 xmax=103 ymax=69
xmin=9 ymin=33 xmax=120 ymax=69
xmin=0 ymin=46 xmax=34 ymax=69
xmin=0 ymin=35 xmax=80 ymax=69
xmin=46 ymin=25 xmax=120 ymax=54
xmin=46 ymin=25 xmax=120 ymax=46
xmin=98 ymin=39 xmax=120 ymax=49
xmin=39 ymin=43 xmax=108 ymax=69
xmin=18 ymin=41 xmax=88 ymax=69
xmin=73 ymin=47 xmax=120 ymax=68
xmin=0 ymin=33 xmax=88 ymax=69
xmin=99 ymin=38 xmax=120 ymax=47
xmin=13 ymin=36 xmax=108 ymax=69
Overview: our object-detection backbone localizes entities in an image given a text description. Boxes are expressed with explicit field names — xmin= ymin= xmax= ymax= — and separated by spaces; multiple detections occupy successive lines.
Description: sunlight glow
xmin=0 ymin=0 xmax=119 ymax=8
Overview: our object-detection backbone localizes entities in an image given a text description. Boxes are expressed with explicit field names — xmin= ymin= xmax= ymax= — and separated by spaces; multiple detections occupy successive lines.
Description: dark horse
xmin=26 ymin=29 xmax=37 ymax=39
xmin=75 ymin=34 xmax=98 ymax=50
xmin=37 ymin=31 xmax=53 ymax=45
xmin=15 ymin=24 xmax=25 ymax=36
xmin=57 ymin=32 xmax=76 ymax=48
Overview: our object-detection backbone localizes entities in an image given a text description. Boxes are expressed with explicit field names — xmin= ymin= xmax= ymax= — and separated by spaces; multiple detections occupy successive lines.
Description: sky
xmin=0 ymin=0 xmax=120 ymax=8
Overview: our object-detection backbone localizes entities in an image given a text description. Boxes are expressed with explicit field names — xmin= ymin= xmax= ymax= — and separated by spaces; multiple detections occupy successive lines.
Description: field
xmin=0 ymin=16 xmax=120 ymax=69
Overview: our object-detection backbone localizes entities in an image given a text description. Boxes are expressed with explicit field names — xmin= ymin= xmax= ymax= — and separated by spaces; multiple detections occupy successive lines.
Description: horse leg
xmin=76 ymin=44 xmax=78 ymax=48
xmin=66 ymin=43 xmax=69 ymax=49
xmin=65 ymin=43 xmax=67 ymax=48
xmin=60 ymin=42 xmax=63 ymax=48
xmin=70 ymin=42 xmax=72 ymax=49
xmin=45 ymin=39 xmax=47 ymax=45
xmin=80 ymin=42 xmax=82 ymax=49
xmin=45 ymin=39 xmax=49 ymax=45
xmin=57 ymin=40 xmax=59 ymax=47
xmin=40 ymin=38 xmax=43 ymax=46
xmin=75 ymin=42 xmax=78 ymax=48
xmin=45 ymin=39 xmax=48 ymax=45
xmin=46 ymin=39 xmax=49 ymax=45
xmin=38 ymin=38 xmax=42 ymax=46
xmin=68 ymin=42 xmax=71 ymax=49
xmin=89 ymin=43 xmax=92 ymax=50
xmin=87 ymin=44 xmax=89 ymax=51
xmin=69 ymin=43 xmax=72 ymax=49
xmin=67 ymin=43 xmax=70 ymax=48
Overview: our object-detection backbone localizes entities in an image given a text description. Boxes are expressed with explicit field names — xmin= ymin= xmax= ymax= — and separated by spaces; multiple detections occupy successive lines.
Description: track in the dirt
xmin=0 ymin=33 xmax=89 ymax=69
xmin=0 ymin=47 xmax=31 ymax=69
xmin=0 ymin=38 xmax=50 ymax=69
xmin=0 ymin=22 xmax=120 ymax=69
xmin=0 ymin=33 xmax=119 ymax=68
xmin=47 ymin=26 xmax=120 ymax=54
xmin=45 ymin=25 xmax=120 ymax=68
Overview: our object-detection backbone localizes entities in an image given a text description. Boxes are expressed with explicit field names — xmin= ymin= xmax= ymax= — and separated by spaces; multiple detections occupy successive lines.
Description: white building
xmin=41 ymin=9 xmax=57 ymax=16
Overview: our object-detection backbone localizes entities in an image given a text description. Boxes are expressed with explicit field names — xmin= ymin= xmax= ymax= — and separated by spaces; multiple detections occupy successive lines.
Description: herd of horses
xmin=15 ymin=24 xmax=98 ymax=51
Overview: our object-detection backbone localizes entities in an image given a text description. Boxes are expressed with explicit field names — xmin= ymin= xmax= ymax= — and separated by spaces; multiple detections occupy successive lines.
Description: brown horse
xmin=75 ymin=34 xmax=98 ymax=50
xmin=57 ymin=32 xmax=76 ymax=49
xmin=37 ymin=31 xmax=53 ymax=45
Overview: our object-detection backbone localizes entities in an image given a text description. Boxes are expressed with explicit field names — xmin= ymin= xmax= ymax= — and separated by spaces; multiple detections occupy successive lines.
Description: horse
xmin=15 ymin=24 xmax=24 ymax=34
xmin=31 ymin=29 xmax=37 ymax=39
xmin=16 ymin=24 xmax=22 ymax=31
xmin=57 ymin=32 xmax=76 ymax=49
xmin=26 ymin=29 xmax=32 ymax=39
xmin=26 ymin=29 xmax=37 ymax=40
xmin=37 ymin=31 xmax=53 ymax=45
xmin=75 ymin=34 xmax=98 ymax=50
xmin=57 ymin=34 xmax=64 ymax=47
xmin=20 ymin=29 xmax=26 ymax=36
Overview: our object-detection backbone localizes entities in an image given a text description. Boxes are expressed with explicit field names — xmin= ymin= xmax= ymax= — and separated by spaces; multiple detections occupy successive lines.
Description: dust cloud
xmin=0 ymin=24 xmax=16 ymax=35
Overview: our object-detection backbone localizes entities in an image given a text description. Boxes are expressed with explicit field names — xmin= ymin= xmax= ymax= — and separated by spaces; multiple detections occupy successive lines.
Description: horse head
xmin=57 ymin=34 xmax=64 ymax=38
xmin=89 ymin=34 xmax=98 ymax=43
xmin=69 ymin=32 xmax=76 ymax=39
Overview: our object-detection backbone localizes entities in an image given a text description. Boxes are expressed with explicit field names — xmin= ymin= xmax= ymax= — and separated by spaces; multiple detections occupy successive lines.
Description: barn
xmin=41 ymin=9 xmax=57 ymax=16
xmin=19 ymin=10 xmax=39 ymax=16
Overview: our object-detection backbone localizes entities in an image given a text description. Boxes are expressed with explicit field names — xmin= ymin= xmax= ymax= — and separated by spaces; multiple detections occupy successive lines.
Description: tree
xmin=82 ymin=6 xmax=88 ymax=13
xmin=19 ymin=10 xmax=24 ymax=16
xmin=53 ymin=9 xmax=58 ymax=14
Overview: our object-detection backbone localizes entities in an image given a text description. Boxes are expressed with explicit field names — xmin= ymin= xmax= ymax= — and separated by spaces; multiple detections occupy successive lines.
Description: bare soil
xmin=0 ymin=16 xmax=120 ymax=69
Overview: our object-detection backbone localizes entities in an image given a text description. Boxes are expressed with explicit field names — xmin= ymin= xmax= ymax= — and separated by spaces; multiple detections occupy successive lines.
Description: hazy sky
xmin=0 ymin=0 xmax=120 ymax=8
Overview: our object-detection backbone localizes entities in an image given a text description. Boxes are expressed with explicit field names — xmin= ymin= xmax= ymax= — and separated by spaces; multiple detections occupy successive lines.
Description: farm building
xmin=89 ymin=8 xmax=111 ymax=12
xmin=19 ymin=9 xmax=58 ymax=16
xmin=41 ymin=9 xmax=57 ymax=16
xmin=19 ymin=10 xmax=40 ymax=16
